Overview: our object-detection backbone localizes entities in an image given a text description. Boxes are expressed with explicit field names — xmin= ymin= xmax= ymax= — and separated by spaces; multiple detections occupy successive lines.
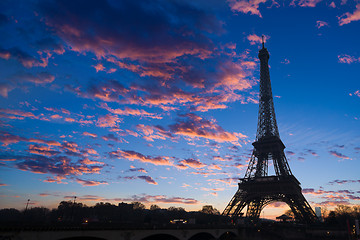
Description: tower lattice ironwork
xmin=222 ymin=38 xmax=317 ymax=223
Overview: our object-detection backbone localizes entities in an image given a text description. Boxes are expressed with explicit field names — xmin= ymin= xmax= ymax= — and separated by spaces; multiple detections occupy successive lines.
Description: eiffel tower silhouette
xmin=222 ymin=37 xmax=317 ymax=223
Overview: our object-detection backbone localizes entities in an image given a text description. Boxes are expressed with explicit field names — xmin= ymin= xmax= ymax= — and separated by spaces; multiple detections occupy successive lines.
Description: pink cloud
xmin=349 ymin=90 xmax=360 ymax=97
xmin=246 ymin=34 xmax=269 ymax=45
xmin=110 ymin=150 xmax=173 ymax=166
xmin=339 ymin=4 xmax=360 ymax=26
xmin=0 ymin=108 xmax=37 ymax=120
xmin=329 ymin=150 xmax=350 ymax=160
xmin=100 ymin=103 xmax=162 ymax=119
xmin=76 ymin=178 xmax=108 ymax=186
xmin=16 ymin=72 xmax=55 ymax=84
xmin=290 ymin=0 xmax=323 ymax=7
xmin=0 ymin=83 xmax=14 ymax=98
xmin=82 ymin=132 xmax=98 ymax=138
xmin=43 ymin=176 xmax=67 ymax=184
xmin=329 ymin=179 xmax=360 ymax=185
xmin=15 ymin=155 xmax=104 ymax=180
xmin=39 ymin=0 xmax=220 ymax=81
xmin=338 ymin=54 xmax=359 ymax=64
xmin=316 ymin=20 xmax=329 ymax=29
xmin=169 ymin=113 xmax=247 ymax=143
xmin=179 ymin=158 xmax=206 ymax=169
xmin=138 ymin=175 xmax=158 ymax=185
xmin=27 ymin=144 xmax=60 ymax=156
xmin=0 ymin=132 xmax=62 ymax=147
xmin=136 ymin=124 xmax=174 ymax=142
xmin=96 ymin=114 xmax=122 ymax=128
xmin=329 ymin=2 xmax=336 ymax=7
xmin=0 ymin=47 xmax=48 ymax=68
xmin=93 ymin=63 xmax=105 ymax=72
xmin=50 ymin=114 xmax=62 ymax=119
xmin=228 ymin=0 xmax=268 ymax=17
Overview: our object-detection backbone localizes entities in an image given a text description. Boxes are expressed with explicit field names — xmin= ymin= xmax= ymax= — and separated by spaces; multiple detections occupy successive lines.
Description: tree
xmin=150 ymin=204 xmax=160 ymax=211
xmin=131 ymin=201 xmax=145 ymax=210
xmin=200 ymin=205 xmax=220 ymax=215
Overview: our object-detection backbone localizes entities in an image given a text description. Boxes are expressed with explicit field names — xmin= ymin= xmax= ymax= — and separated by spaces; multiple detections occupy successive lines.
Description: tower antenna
xmin=262 ymin=35 xmax=265 ymax=48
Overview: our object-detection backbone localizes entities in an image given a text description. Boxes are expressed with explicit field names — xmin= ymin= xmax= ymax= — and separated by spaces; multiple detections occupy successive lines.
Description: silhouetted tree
xmin=150 ymin=204 xmax=160 ymax=211
xmin=200 ymin=205 xmax=220 ymax=215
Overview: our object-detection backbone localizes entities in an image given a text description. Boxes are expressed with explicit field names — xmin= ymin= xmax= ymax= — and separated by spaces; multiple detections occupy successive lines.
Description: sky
xmin=0 ymin=0 xmax=359 ymax=219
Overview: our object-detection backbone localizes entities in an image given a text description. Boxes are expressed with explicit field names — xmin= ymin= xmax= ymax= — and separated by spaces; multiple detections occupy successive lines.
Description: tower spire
xmin=222 ymin=42 xmax=318 ymax=223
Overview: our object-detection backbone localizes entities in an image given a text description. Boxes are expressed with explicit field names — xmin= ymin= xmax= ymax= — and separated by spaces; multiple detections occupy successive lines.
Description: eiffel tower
xmin=222 ymin=38 xmax=317 ymax=223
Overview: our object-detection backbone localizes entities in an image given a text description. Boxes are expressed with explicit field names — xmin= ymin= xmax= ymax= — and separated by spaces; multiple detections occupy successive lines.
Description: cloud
xmin=82 ymin=132 xmax=98 ymax=138
xmin=76 ymin=178 xmax=108 ymax=186
xmin=328 ymin=179 xmax=360 ymax=185
xmin=14 ymin=155 xmax=104 ymax=179
xmin=349 ymin=90 xmax=360 ymax=97
xmin=0 ymin=47 xmax=48 ymax=68
xmin=100 ymin=103 xmax=162 ymax=119
xmin=136 ymin=124 xmax=175 ymax=142
xmin=228 ymin=0 xmax=268 ymax=17
xmin=138 ymin=175 xmax=158 ymax=185
xmin=338 ymin=54 xmax=359 ymax=64
xmin=316 ymin=20 xmax=329 ymax=29
xmin=246 ymin=34 xmax=269 ymax=45
xmin=102 ymin=133 xmax=123 ymax=142
xmin=0 ymin=83 xmax=15 ymax=98
xmin=329 ymin=150 xmax=350 ymax=160
xmin=0 ymin=108 xmax=37 ymax=120
xmin=27 ymin=144 xmax=60 ymax=156
xmin=129 ymin=167 xmax=147 ymax=173
xmin=169 ymin=113 xmax=246 ymax=143
xmin=290 ymin=0 xmax=323 ymax=7
xmin=11 ymin=72 xmax=55 ymax=85
xmin=339 ymin=4 xmax=360 ymax=26
xmin=305 ymin=149 xmax=318 ymax=157
xmin=39 ymin=0 xmax=222 ymax=73
xmin=96 ymin=114 xmax=122 ymax=128
xmin=93 ymin=63 xmax=105 ymax=72
xmin=179 ymin=158 xmax=206 ymax=168
xmin=126 ymin=194 xmax=199 ymax=205
xmin=109 ymin=150 xmax=173 ymax=166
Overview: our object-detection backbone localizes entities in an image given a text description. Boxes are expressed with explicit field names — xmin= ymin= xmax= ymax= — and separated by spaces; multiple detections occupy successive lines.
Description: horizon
xmin=0 ymin=0 xmax=359 ymax=221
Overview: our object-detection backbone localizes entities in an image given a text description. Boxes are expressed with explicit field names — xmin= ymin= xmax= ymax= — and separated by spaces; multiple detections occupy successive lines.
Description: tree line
xmin=1 ymin=201 xmax=359 ymax=229
xmin=0 ymin=201 xmax=225 ymax=228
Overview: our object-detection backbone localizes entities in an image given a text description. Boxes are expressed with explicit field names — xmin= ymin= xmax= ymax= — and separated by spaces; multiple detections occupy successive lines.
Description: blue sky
xmin=0 ymin=0 xmax=359 ymax=219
